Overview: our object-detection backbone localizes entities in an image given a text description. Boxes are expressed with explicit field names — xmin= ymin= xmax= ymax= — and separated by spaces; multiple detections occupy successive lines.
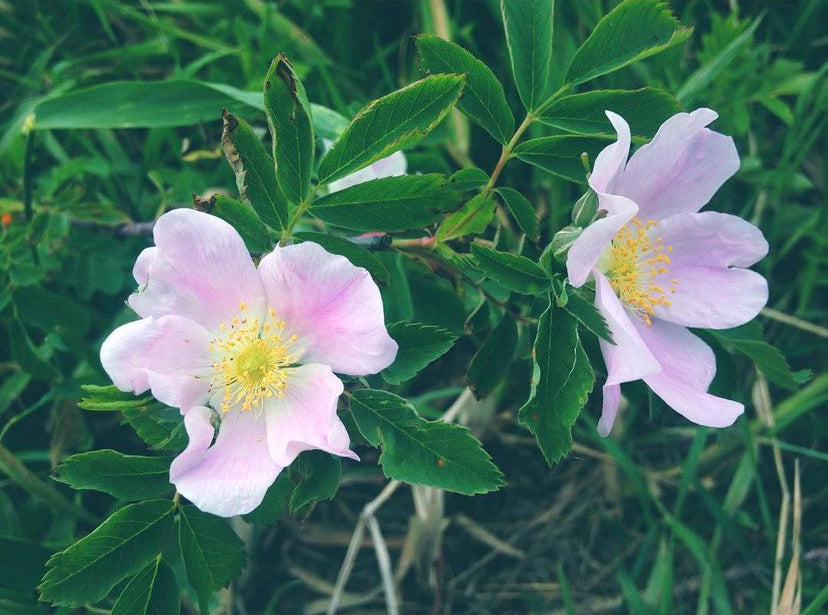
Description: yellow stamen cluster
xmin=608 ymin=217 xmax=677 ymax=326
xmin=208 ymin=303 xmax=297 ymax=413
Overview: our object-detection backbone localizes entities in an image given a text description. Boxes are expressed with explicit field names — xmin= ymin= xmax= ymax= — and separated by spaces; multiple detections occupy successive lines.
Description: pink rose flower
xmin=101 ymin=209 xmax=398 ymax=516
xmin=566 ymin=109 xmax=768 ymax=436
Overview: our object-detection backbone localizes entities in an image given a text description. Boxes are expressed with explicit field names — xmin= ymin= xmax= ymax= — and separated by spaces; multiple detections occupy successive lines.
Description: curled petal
xmin=264 ymin=363 xmax=357 ymax=467
xmin=567 ymin=112 xmax=637 ymax=288
xmin=170 ymin=406 xmax=283 ymax=517
xmin=258 ymin=242 xmax=398 ymax=375
xmin=567 ymin=193 xmax=637 ymax=287
xmin=597 ymin=383 xmax=621 ymax=437
xmin=635 ymin=319 xmax=744 ymax=428
xmin=653 ymin=212 xmax=769 ymax=329
xmin=100 ymin=315 xmax=213 ymax=411
xmin=594 ymin=271 xmax=661 ymax=386
xmin=616 ymin=109 xmax=740 ymax=220
xmin=129 ymin=208 xmax=266 ymax=330
xmin=327 ymin=150 xmax=407 ymax=193
xmin=590 ymin=111 xmax=632 ymax=194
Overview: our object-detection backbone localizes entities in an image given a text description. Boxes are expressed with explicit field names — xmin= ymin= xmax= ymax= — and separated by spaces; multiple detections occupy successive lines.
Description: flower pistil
xmin=605 ymin=217 xmax=677 ymax=325
xmin=209 ymin=303 xmax=297 ymax=412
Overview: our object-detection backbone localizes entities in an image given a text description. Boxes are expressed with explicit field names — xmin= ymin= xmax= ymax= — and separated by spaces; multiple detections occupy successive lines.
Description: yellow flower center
xmin=209 ymin=302 xmax=297 ymax=413
xmin=606 ymin=217 xmax=677 ymax=326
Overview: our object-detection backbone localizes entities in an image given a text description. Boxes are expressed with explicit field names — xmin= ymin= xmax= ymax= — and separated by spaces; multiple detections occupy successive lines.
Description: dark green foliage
xmin=350 ymin=389 xmax=504 ymax=495
xmin=381 ymin=322 xmax=458 ymax=384
xmin=220 ymin=111 xmax=288 ymax=231
xmin=311 ymin=174 xmax=458 ymax=231
xmin=467 ymin=315 xmax=518 ymax=399
xmin=39 ymin=500 xmax=176 ymax=606
xmin=55 ymin=450 xmax=172 ymax=500
xmin=519 ymin=298 xmax=594 ymax=466
xmin=111 ymin=557 xmax=179 ymax=615
xmin=470 ymin=243 xmax=550 ymax=295
xmin=318 ymin=74 xmax=465 ymax=184
xmin=263 ymin=54 xmax=315 ymax=204
xmin=417 ymin=35 xmax=514 ymax=143
xmin=179 ymin=506 xmax=245 ymax=614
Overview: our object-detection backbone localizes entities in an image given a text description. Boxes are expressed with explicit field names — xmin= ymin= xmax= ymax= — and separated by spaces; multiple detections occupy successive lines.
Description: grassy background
xmin=0 ymin=1 xmax=826 ymax=613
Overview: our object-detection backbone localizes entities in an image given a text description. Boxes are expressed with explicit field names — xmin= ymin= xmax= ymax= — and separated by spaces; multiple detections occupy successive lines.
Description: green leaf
xmin=289 ymin=451 xmax=342 ymax=514
xmin=350 ymin=389 xmax=504 ymax=495
xmin=470 ymin=244 xmax=550 ymax=295
xmin=416 ymin=35 xmax=514 ymax=143
xmin=196 ymin=193 xmax=271 ymax=253
xmin=710 ymin=321 xmax=801 ymax=391
xmin=310 ymin=103 xmax=349 ymax=140
xmin=263 ymin=54 xmax=315 ymax=204
xmin=12 ymin=287 xmax=91 ymax=334
xmin=537 ymin=88 xmax=682 ymax=137
xmin=294 ymin=231 xmax=390 ymax=285
xmin=39 ymin=500 xmax=176 ymax=607
xmin=179 ymin=505 xmax=245 ymax=615
xmin=0 ymin=537 xmax=51 ymax=591
xmin=566 ymin=0 xmax=692 ymax=86
xmin=560 ymin=290 xmax=613 ymax=343
xmin=447 ymin=167 xmax=490 ymax=192
xmin=32 ymin=80 xmax=257 ymax=129
xmin=111 ymin=557 xmax=179 ymax=615
xmin=495 ymin=187 xmax=539 ymax=239
xmin=437 ymin=192 xmax=496 ymax=241
xmin=311 ymin=174 xmax=458 ymax=232
xmin=78 ymin=385 xmax=154 ymax=412
xmin=677 ymin=15 xmax=762 ymax=105
xmin=514 ymin=135 xmax=610 ymax=183
xmin=122 ymin=406 xmax=188 ymax=452
xmin=381 ymin=322 xmax=458 ymax=384
xmin=30 ymin=78 xmax=350 ymax=141
xmin=318 ymin=74 xmax=465 ymax=184
xmin=518 ymin=297 xmax=594 ymax=465
xmin=501 ymin=0 xmax=555 ymax=111
xmin=467 ymin=315 xmax=519 ymax=399
xmin=220 ymin=111 xmax=288 ymax=231
xmin=55 ymin=450 xmax=171 ymax=501
xmin=9 ymin=320 xmax=58 ymax=381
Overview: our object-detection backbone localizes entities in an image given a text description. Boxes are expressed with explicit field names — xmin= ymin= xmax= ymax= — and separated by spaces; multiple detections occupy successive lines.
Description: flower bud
xmin=550 ymin=225 xmax=582 ymax=262
xmin=571 ymin=189 xmax=598 ymax=227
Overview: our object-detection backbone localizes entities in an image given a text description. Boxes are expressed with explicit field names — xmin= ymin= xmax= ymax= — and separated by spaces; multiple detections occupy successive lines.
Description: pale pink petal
xmin=652 ymin=212 xmax=769 ymax=329
xmin=616 ymin=109 xmax=739 ymax=220
xmin=597 ymin=384 xmax=621 ymax=437
xmin=634 ymin=319 xmax=744 ymax=428
xmin=567 ymin=112 xmax=638 ymax=287
xmin=589 ymin=111 xmax=631 ymax=193
xmin=264 ymin=363 xmax=357 ymax=467
xmin=170 ymin=406 xmax=283 ymax=517
xmin=327 ymin=150 xmax=407 ymax=193
xmin=100 ymin=315 xmax=213 ymax=411
xmin=566 ymin=193 xmax=637 ymax=287
xmin=258 ymin=242 xmax=397 ymax=375
xmin=128 ymin=209 xmax=266 ymax=330
xmin=594 ymin=271 xmax=661 ymax=386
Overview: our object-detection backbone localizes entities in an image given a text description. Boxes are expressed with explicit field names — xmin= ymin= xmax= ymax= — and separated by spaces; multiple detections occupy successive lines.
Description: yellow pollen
xmin=209 ymin=305 xmax=295 ymax=413
xmin=606 ymin=217 xmax=677 ymax=326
